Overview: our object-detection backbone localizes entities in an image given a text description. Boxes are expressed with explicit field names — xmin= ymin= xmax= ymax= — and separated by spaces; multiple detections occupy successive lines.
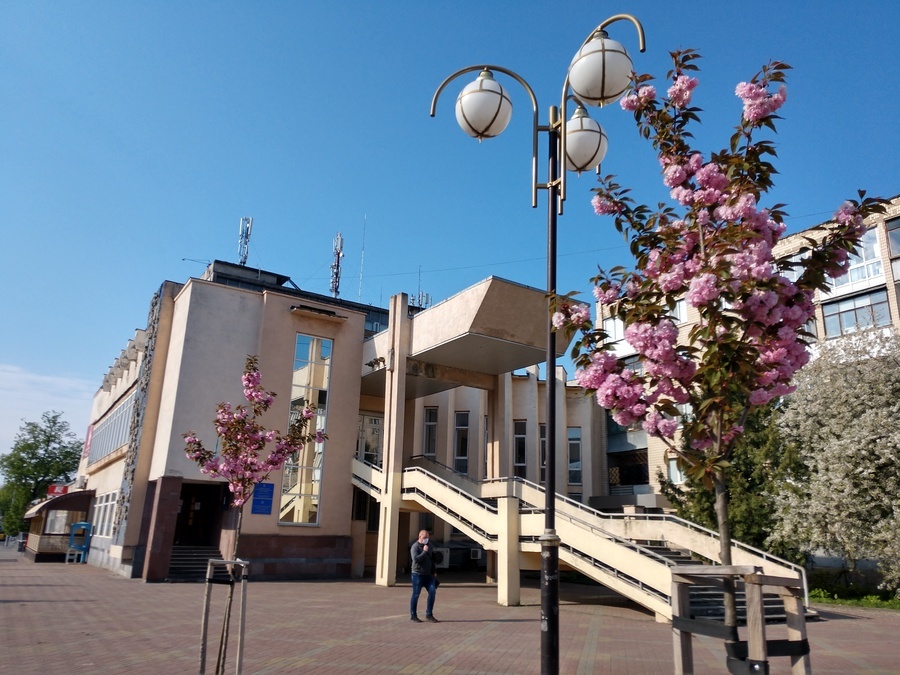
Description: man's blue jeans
xmin=410 ymin=573 xmax=437 ymax=617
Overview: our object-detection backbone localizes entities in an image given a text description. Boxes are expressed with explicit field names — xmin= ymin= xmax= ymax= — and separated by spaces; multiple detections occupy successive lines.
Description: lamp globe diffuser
xmin=568 ymin=31 xmax=632 ymax=107
xmin=455 ymin=69 xmax=513 ymax=140
xmin=565 ymin=106 xmax=607 ymax=174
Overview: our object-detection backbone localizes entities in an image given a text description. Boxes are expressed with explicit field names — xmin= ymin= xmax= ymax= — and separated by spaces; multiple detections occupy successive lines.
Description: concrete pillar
xmin=496 ymin=495 xmax=521 ymax=606
xmin=375 ymin=293 xmax=410 ymax=587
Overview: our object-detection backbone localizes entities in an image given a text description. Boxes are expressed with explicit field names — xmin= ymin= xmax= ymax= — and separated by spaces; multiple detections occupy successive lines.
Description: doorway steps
xmin=167 ymin=545 xmax=231 ymax=582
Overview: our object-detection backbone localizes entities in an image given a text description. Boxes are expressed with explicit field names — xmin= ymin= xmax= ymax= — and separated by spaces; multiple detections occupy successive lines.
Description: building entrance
xmin=174 ymin=483 xmax=224 ymax=546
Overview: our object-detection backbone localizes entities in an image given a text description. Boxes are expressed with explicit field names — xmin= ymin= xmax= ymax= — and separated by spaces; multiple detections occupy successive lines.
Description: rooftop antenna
xmin=330 ymin=232 xmax=344 ymax=298
xmin=409 ymin=265 xmax=432 ymax=309
xmin=238 ymin=217 xmax=253 ymax=266
xmin=358 ymin=215 xmax=366 ymax=302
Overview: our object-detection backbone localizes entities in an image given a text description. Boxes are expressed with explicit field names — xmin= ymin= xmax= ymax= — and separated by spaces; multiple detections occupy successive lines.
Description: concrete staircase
xmin=351 ymin=456 xmax=810 ymax=623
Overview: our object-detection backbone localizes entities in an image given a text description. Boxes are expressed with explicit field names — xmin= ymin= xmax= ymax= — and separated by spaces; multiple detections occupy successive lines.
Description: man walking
xmin=409 ymin=529 xmax=439 ymax=623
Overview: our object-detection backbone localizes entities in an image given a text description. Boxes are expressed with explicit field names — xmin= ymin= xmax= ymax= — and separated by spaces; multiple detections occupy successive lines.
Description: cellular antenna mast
xmin=238 ymin=217 xmax=253 ymax=266
xmin=330 ymin=232 xmax=344 ymax=298
xmin=358 ymin=215 xmax=366 ymax=302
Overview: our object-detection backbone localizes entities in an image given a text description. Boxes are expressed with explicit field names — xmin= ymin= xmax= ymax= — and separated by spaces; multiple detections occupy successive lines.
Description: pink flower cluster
xmin=735 ymin=81 xmax=787 ymax=122
xmin=184 ymin=357 xmax=325 ymax=507
xmin=552 ymin=301 xmax=591 ymax=329
xmin=668 ymin=75 xmax=698 ymax=108
xmin=620 ymin=85 xmax=657 ymax=111
xmin=592 ymin=194 xmax=621 ymax=215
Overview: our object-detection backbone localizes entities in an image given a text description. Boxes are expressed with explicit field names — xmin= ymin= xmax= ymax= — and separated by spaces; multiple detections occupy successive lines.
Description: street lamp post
xmin=430 ymin=15 xmax=644 ymax=675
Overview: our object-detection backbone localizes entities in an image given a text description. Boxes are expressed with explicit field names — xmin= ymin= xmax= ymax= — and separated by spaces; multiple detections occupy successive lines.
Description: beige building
xmin=26 ymin=226 xmax=833 ymax=615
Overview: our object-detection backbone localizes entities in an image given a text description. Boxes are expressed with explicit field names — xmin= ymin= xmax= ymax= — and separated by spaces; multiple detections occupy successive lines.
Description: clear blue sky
xmin=2 ymin=1 xmax=898 ymax=453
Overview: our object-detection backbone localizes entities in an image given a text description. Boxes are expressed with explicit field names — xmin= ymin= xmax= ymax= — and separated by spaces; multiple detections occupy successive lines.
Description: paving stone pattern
xmin=1 ymin=546 xmax=898 ymax=673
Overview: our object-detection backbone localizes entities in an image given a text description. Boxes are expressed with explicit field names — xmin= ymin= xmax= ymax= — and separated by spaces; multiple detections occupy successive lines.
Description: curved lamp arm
xmin=431 ymin=65 xmax=541 ymax=208
xmin=559 ymin=13 xmax=646 ymax=208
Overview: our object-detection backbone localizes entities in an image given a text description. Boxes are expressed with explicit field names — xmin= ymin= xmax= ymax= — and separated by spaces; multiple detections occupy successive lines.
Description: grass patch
xmin=809 ymin=587 xmax=900 ymax=611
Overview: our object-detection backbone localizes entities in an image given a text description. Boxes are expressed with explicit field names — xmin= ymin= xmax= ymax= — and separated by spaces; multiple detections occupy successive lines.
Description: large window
xmin=454 ymin=412 xmax=469 ymax=475
xmin=830 ymin=228 xmax=882 ymax=289
xmin=888 ymin=217 xmax=900 ymax=279
xmin=823 ymin=289 xmax=891 ymax=337
xmin=358 ymin=415 xmax=382 ymax=467
xmin=280 ymin=333 xmax=332 ymax=526
xmin=539 ymin=424 xmax=547 ymax=484
xmin=608 ymin=449 xmax=649 ymax=489
xmin=423 ymin=407 xmax=438 ymax=458
xmin=567 ymin=427 xmax=582 ymax=485
xmin=483 ymin=415 xmax=489 ymax=478
xmin=513 ymin=421 xmax=527 ymax=479
xmin=88 ymin=392 xmax=135 ymax=465
xmin=92 ymin=491 xmax=118 ymax=538
xmin=603 ymin=316 xmax=625 ymax=342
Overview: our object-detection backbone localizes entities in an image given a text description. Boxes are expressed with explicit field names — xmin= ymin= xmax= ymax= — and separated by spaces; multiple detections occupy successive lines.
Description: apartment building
xmin=598 ymin=194 xmax=900 ymax=495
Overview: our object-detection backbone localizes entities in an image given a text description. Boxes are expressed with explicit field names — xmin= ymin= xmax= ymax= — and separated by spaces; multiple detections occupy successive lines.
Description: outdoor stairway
xmin=167 ymin=545 xmax=231 ymax=582
xmin=351 ymin=457 xmax=810 ymax=623
xmin=637 ymin=541 xmax=802 ymax=624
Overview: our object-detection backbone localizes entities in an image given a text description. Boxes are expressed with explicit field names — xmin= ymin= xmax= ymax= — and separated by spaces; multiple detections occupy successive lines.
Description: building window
xmin=280 ymin=333 xmax=332 ymax=527
xmin=567 ymin=427 xmax=582 ymax=485
xmin=888 ymin=217 xmax=900 ymax=279
xmin=830 ymin=228 xmax=882 ymax=289
xmin=483 ymin=415 xmax=489 ymax=479
xmin=608 ymin=449 xmax=649 ymax=489
xmin=671 ymin=298 xmax=686 ymax=324
xmin=513 ymin=421 xmax=527 ymax=479
xmin=667 ymin=458 xmax=686 ymax=485
xmin=782 ymin=250 xmax=811 ymax=283
xmin=603 ymin=316 xmax=625 ymax=342
xmin=539 ymin=424 xmax=547 ymax=484
xmin=358 ymin=415 xmax=382 ymax=467
xmin=92 ymin=491 xmax=118 ymax=538
xmin=822 ymin=289 xmax=891 ymax=337
xmin=88 ymin=392 xmax=136 ymax=465
xmin=454 ymin=412 xmax=469 ymax=475
xmin=423 ymin=407 xmax=438 ymax=458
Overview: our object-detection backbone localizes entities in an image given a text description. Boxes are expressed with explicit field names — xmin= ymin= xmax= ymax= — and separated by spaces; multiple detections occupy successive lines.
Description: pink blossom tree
xmin=554 ymin=49 xmax=885 ymax=628
xmin=184 ymin=355 xmax=324 ymax=674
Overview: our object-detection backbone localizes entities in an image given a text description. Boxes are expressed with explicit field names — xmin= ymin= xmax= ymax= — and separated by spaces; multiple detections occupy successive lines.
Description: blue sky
xmin=2 ymin=1 xmax=898 ymax=453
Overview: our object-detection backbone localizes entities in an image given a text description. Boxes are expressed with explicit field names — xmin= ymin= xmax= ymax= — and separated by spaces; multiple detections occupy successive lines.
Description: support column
xmin=497 ymin=495 xmax=521 ymax=606
xmin=142 ymin=474 xmax=182 ymax=581
xmin=375 ymin=293 xmax=411 ymax=587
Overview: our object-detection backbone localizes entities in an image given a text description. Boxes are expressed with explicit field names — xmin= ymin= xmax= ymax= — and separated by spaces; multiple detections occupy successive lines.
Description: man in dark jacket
xmin=409 ymin=529 xmax=439 ymax=622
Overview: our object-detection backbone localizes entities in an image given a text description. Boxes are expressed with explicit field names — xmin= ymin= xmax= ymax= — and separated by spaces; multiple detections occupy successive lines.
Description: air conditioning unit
xmin=434 ymin=547 xmax=450 ymax=569
xmin=470 ymin=548 xmax=483 ymax=560
xmin=74 ymin=476 xmax=87 ymax=490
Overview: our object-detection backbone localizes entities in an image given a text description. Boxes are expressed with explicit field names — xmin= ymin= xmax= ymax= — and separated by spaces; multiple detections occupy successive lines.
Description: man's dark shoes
xmin=410 ymin=615 xmax=422 ymax=623
xmin=425 ymin=615 xmax=439 ymax=623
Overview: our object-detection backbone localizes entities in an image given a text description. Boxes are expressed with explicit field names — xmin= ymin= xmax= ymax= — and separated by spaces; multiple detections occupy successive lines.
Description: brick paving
xmin=2 ymin=545 xmax=898 ymax=674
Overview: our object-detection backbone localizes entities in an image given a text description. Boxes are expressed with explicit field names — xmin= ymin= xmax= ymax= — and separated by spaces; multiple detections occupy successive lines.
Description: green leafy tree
xmin=657 ymin=402 xmax=804 ymax=562
xmin=771 ymin=329 xmax=900 ymax=595
xmin=0 ymin=411 xmax=83 ymax=535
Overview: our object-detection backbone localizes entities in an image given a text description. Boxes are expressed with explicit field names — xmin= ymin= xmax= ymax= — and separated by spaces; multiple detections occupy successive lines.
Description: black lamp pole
xmin=429 ymin=19 xmax=644 ymax=674
xmin=541 ymin=105 xmax=561 ymax=675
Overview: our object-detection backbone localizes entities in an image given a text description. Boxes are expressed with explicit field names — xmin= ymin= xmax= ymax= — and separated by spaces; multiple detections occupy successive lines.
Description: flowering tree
xmin=184 ymin=355 xmax=324 ymax=674
xmin=772 ymin=329 xmax=900 ymax=596
xmin=554 ymin=49 xmax=884 ymax=627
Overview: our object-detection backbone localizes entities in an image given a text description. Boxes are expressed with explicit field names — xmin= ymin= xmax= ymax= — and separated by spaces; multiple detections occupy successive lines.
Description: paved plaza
xmin=1 ymin=545 xmax=898 ymax=674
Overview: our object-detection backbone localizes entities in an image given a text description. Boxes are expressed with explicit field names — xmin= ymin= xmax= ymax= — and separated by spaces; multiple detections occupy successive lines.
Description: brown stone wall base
xmin=237 ymin=534 xmax=352 ymax=580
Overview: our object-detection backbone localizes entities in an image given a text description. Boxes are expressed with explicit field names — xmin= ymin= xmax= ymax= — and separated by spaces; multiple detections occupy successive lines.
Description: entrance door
xmin=174 ymin=483 xmax=224 ymax=546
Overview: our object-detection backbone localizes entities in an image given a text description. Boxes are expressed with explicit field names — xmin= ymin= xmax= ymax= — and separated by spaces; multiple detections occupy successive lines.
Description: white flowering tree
xmin=554 ymin=49 xmax=885 ymax=627
xmin=771 ymin=330 xmax=900 ymax=596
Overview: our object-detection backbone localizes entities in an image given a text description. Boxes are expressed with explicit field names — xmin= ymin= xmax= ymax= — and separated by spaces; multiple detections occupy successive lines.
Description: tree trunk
xmin=713 ymin=473 xmax=738 ymax=631
xmin=214 ymin=505 xmax=244 ymax=675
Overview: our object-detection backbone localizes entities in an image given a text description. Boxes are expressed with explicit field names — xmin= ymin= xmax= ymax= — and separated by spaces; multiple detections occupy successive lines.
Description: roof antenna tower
xmin=238 ymin=217 xmax=253 ymax=266
xmin=330 ymin=232 xmax=344 ymax=298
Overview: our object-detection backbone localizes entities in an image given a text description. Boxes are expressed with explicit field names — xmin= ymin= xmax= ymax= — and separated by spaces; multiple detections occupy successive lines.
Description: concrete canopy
xmin=361 ymin=277 xmax=571 ymax=398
